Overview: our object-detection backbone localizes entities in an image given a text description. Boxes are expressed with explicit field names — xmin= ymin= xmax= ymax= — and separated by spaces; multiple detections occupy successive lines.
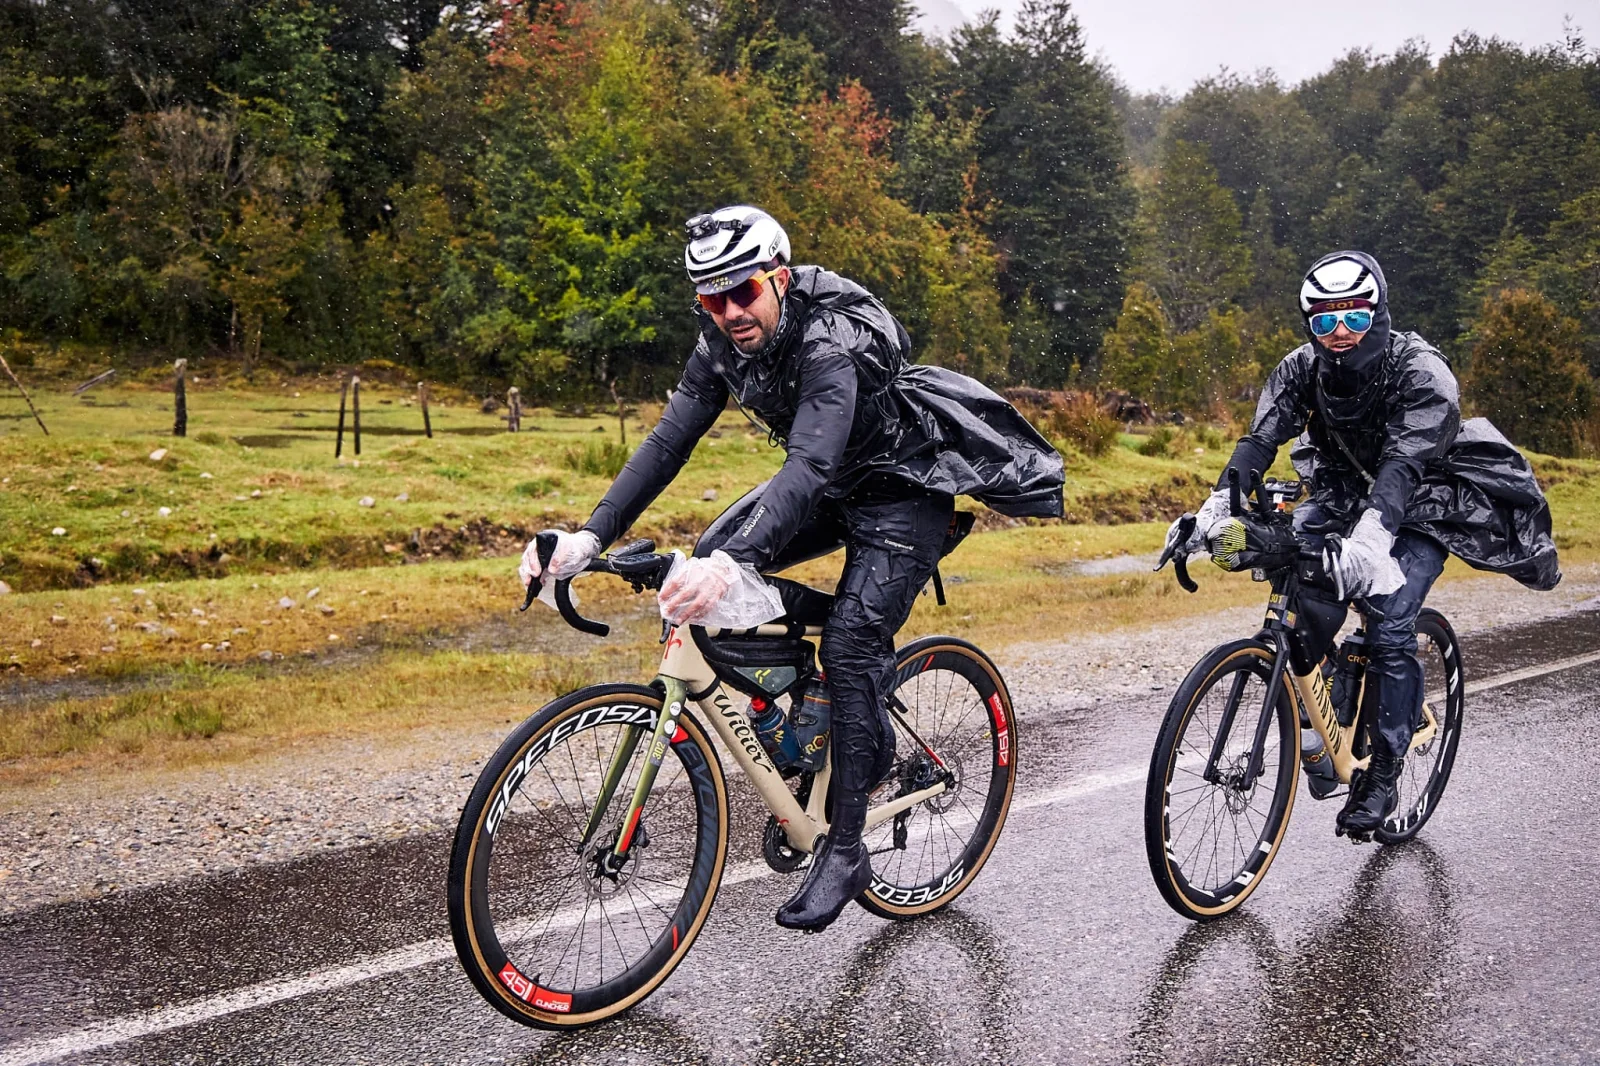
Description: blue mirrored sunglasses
xmin=1308 ymin=308 xmax=1373 ymax=337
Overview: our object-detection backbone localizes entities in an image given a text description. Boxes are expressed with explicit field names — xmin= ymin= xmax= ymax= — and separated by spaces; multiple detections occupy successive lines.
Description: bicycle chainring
xmin=762 ymin=773 xmax=813 ymax=874
xmin=762 ymin=817 xmax=808 ymax=873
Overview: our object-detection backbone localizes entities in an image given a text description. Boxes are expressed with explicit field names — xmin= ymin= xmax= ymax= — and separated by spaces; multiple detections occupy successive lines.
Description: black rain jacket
xmin=1224 ymin=333 xmax=1560 ymax=591
xmin=581 ymin=266 xmax=1064 ymax=570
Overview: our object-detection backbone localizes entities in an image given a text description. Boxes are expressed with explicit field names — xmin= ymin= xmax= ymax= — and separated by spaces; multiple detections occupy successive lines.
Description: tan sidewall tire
xmin=1145 ymin=641 xmax=1298 ymax=921
xmin=449 ymin=685 xmax=728 ymax=1028
xmin=857 ymin=638 xmax=1017 ymax=920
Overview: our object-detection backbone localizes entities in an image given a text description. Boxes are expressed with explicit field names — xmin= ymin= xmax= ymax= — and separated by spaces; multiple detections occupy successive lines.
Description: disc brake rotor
xmin=584 ymin=820 xmax=646 ymax=899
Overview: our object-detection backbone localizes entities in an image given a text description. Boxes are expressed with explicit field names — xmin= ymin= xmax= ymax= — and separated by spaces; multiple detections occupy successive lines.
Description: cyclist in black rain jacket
xmin=1164 ymin=250 xmax=1558 ymax=839
xmin=519 ymin=205 xmax=1064 ymax=930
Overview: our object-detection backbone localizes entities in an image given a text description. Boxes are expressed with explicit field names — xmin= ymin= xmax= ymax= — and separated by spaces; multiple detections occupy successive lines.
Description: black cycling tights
xmin=696 ymin=480 xmax=954 ymax=845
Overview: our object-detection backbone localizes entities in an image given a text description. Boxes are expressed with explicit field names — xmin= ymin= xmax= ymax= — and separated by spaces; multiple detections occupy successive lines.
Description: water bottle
xmin=789 ymin=674 xmax=832 ymax=773
xmin=1300 ymin=730 xmax=1340 ymax=799
xmin=749 ymin=696 xmax=801 ymax=768
xmin=1330 ymin=632 xmax=1367 ymax=727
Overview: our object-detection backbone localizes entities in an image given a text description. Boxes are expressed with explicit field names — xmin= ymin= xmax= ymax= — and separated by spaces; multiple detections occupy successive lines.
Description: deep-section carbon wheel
xmin=448 ymin=684 xmax=727 ymax=1028
xmin=857 ymin=637 xmax=1017 ymax=919
xmin=1377 ymin=609 xmax=1464 ymax=844
xmin=1145 ymin=639 xmax=1298 ymax=921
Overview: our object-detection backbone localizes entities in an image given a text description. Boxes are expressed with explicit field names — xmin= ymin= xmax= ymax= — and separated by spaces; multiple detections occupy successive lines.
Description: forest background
xmin=3 ymin=0 xmax=1600 ymax=455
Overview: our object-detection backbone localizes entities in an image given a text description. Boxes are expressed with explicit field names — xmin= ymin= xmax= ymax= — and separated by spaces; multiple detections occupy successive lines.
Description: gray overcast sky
xmin=911 ymin=0 xmax=1589 ymax=94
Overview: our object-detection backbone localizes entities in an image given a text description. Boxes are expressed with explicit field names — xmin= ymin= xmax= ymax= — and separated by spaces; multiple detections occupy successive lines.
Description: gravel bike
xmin=1144 ymin=474 xmax=1464 ymax=921
xmin=448 ymin=532 xmax=1017 ymax=1027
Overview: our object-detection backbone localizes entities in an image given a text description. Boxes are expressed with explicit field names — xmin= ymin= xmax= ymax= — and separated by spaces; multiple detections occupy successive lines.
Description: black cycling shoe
xmin=775 ymin=834 xmax=873 ymax=932
xmin=1336 ymin=749 xmax=1401 ymax=841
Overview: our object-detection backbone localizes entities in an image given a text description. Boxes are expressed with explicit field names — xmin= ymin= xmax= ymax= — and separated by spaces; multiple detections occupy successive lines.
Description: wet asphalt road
xmin=2 ymin=612 xmax=1599 ymax=1065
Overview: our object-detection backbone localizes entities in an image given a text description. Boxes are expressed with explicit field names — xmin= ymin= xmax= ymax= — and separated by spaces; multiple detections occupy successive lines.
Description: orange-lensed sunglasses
xmin=697 ymin=268 xmax=785 ymax=315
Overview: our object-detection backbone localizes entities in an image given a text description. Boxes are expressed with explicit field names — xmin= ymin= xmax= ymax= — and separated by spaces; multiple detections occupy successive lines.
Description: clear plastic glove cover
xmin=1324 ymin=509 xmax=1405 ymax=600
xmin=519 ymin=529 xmax=600 ymax=609
xmin=1166 ymin=490 xmax=1232 ymax=556
xmin=658 ymin=550 xmax=784 ymax=628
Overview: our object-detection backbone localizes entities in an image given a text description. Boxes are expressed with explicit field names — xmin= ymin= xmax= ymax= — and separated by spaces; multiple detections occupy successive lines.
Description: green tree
xmin=1099 ymin=281 xmax=1170 ymax=400
xmin=946 ymin=1 xmax=1135 ymax=383
xmin=1137 ymin=140 xmax=1252 ymax=333
xmin=220 ymin=192 xmax=300 ymax=373
xmin=1169 ymin=306 xmax=1246 ymax=411
xmin=1465 ymin=288 xmax=1593 ymax=456
xmin=1470 ymin=191 xmax=1600 ymax=378
xmin=683 ymin=0 xmax=931 ymax=118
xmin=102 ymin=106 xmax=258 ymax=349
xmin=1159 ymin=73 xmax=1324 ymax=255
xmin=787 ymin=83 xmax=1010 ymax=379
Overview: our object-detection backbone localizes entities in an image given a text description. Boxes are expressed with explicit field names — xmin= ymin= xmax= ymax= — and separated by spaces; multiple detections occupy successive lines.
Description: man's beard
xmin=721 ymin=314 xmax=771 ymax=354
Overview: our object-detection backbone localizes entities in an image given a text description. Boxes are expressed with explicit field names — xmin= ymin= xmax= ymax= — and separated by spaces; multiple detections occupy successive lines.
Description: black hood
xmin=1304 ymin=249 xmax=1390 ymax=375
xmin=1304 ymin=249 xmax=1392 ymax=423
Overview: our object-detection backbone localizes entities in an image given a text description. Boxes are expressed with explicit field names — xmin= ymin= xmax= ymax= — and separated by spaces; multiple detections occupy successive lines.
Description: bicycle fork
xmin=1203 ymin=632 xmax=1290 ymax=788
xmin=577 ymin=677 xmax=688 ymax=867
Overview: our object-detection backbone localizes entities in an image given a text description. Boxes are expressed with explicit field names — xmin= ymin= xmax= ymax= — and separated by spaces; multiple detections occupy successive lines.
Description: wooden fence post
xmin=335 ymin=377 xmax=349 ymax=458
xmin=0 ymin=350 xmax=48 ymax=436
xmin=507 ymin=386 xmax=521 ymax=433
xmin=608 ymin=377 xmax=627 ymax=448
xmin=72 ymin=369 xmax=117 ymax=396
xmin=418 ymin=381 xmax=433 ymax=439
xmin=172 ymin=358 xmax=188 ymax=438
xmin=352 ymin=375 xmax=362 ymax=456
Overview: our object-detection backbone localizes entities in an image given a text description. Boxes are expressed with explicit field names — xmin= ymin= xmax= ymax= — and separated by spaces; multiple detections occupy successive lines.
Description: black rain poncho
xmin=1225 ymin=333 xmax=1560 ymax=591
xmin=582 ymin=266 xmax=1064 ymax=570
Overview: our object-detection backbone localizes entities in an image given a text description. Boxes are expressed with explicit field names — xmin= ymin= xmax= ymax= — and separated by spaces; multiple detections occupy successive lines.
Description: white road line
xmin=2 ymin=645 xmax=1593 ymax=1065
xmin=0 ymin=859 xmax=783 ymax=1066
xmin=1462 ymin=648 xmax=1600 ymax=695
xmin=0 ymin=937 xmax=457 ymax=1066
xmin=1010 ymin=765 xmax=1149 ymax=812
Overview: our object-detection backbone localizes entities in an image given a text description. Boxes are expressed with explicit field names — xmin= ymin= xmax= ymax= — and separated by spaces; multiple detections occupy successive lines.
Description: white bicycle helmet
xmin=1298 ymin=254 xmax=1381 ymax=313
xmin=684 ymin=206 xmax=790 ymax=295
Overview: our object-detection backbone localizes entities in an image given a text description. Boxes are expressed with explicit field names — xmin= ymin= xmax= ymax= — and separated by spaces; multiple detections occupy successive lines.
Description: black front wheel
xmin=1145 ymin=639 xmax=1299 ymax=921
xmin=448 ymin=684 xmax=728 ymax=1028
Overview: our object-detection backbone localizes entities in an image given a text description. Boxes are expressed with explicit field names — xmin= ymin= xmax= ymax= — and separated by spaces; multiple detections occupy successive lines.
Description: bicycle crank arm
xmin=610 ymin=678 xmax=688 ymax=863
xmin=576 ymin=723 xmax=645 ymax=854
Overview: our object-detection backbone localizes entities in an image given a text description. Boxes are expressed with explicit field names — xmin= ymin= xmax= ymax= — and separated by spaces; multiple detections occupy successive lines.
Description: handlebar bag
xmin=1209 ymin=514 xmax=1299 ymax=572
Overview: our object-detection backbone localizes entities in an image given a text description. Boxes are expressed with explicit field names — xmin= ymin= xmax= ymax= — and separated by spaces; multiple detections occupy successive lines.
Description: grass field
xmin=5 ymin=361 xmax=1599 ymax=784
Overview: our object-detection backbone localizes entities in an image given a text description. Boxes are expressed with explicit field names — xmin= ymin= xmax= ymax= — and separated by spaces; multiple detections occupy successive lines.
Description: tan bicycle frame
xmin=1286 ymin=623 xmax=1441 ymax=784
xmin=657 ymin=623 xmax=949 ymax=854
